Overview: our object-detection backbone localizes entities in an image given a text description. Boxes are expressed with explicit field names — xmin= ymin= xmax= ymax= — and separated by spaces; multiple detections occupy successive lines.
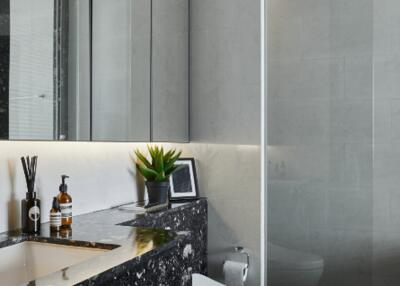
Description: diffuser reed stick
xmin=21 ymin=155 xmax=38 ymax=193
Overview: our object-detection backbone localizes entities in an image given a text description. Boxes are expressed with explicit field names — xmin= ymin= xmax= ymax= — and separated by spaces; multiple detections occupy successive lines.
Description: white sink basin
xmin=0 ymin=241 xmax=110 ymax=285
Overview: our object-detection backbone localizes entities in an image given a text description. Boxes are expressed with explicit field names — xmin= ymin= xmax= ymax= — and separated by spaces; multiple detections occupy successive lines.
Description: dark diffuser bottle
xmin=21 ymin=191 xmax=41 ymax=234
xmin=20 ymin=155 xmax=40 ymax=234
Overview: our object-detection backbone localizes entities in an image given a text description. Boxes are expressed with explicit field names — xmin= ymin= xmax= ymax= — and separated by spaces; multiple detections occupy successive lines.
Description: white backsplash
xmin=186 ymin=143 xmax=261 ymax=286
xmin=0 ymin=141 xmax=150 ymax=233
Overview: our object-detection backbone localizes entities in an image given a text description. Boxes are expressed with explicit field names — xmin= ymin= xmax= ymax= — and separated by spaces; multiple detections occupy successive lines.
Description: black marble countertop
xmin=0 ymin=199 xmax=206 ymax=286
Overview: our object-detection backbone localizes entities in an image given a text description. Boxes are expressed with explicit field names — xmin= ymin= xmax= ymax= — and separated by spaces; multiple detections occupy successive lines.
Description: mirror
xmin=92 ymin=0 xmax=151 ymax=141
xmin=1 ymin=0 xmax=90 ymax=140
xmin=0 ymin=0 xmax=189 ymax=142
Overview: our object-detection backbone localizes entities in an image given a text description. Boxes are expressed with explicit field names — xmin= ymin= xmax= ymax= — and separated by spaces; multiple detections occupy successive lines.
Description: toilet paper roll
xmin=223 ymin=260 xmax=248 ymax=286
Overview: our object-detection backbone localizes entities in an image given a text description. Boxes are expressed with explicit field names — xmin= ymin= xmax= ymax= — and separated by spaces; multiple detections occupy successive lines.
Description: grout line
xmin=149 ymin=0 xmax=153 ymax=142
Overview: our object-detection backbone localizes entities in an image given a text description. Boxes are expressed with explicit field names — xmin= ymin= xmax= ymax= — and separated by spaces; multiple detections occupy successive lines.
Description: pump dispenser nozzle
xmin=52 ymin=197 xmax=60 ymax=210
xmin=59 ymin=175 xmax=69 ymax=193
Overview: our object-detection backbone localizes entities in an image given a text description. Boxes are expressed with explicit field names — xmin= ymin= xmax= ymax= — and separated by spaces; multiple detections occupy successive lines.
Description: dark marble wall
xmin=0 ymin=0 xmax=9 ymax=139
xmin=117 ymin=199 xmax=208 ymax=286
xmin=79 ymin=233 xmax=207 ymax=286
xmin=121 ymin=200 xmax=207 ymax=260
xmin=120 ymin=199 xmax=208 ymax=272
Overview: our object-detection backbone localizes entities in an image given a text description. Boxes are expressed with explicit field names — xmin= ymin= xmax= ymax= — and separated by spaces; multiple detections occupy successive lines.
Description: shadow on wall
xmin=180 ymin=143 xmax=261 ymax=286
xmin=207 ymin=204 xmax=259 ymax=286
xmin=7 ymin=159 xmax=20 ymax=230
xmin=207 ymin=203 xmax=240 ymax=283
xmin=127 ymin=155 xmax=146 ymax=202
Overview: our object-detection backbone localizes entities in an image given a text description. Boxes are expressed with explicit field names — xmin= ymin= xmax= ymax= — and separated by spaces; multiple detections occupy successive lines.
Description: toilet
xmin=192 ymin=274 xmax=224 ymax=286
xmin=267 ymin=243 xmax=324 ymax=286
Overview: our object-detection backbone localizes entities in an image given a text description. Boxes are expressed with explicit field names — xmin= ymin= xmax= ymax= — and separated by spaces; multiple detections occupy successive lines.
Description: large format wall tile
xmin=268 ymin=0 xmax=374 ymax=285
xmin=190 ymin=0 xmax=260 ymax=145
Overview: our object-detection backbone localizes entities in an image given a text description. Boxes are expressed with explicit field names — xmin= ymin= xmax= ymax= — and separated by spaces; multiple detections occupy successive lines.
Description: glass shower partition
xmin=266 ymin=0 xmax=379 ymax=285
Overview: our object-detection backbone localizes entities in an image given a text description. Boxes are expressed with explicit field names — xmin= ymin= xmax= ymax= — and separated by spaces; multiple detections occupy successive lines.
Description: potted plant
xmin=135 ymin=145 xmax=181 ymax=205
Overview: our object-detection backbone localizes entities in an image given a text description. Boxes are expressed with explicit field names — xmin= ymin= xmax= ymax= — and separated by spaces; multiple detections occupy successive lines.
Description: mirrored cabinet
xmin=0 ymin=0 xmax=189 ymax=142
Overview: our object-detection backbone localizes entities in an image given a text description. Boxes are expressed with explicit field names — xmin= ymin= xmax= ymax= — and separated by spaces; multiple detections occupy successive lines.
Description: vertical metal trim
xmin=149 ymin=0 xmax=153 ymax=141
xmin=53 ymin=0 xmax=59 ymax=140
xmin=89 ymin=0 xmax=93 ymax=140
xmin=129 ymin=0 xmax=133 ymax=139
xmin=260 ymin=0 xmax=267 ymax=285
xmin=188 ymin=0 xmax=191 ymax=142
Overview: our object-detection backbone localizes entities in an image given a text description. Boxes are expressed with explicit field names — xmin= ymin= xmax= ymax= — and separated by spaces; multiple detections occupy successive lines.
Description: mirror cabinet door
xmin=92 ymin=0 xmax=151 ymax=141
xmin=66 ymin=0 xmax=91 ymax=141
xmin=4 ymin=0 xmax=90 ymax=141
xmin=8 ymin=0 xmax=64 ymax=140
xmin=0 ymin=0 xmax=189 ymax=142
xmin=151 ymin=0 xmax=189 ymax=142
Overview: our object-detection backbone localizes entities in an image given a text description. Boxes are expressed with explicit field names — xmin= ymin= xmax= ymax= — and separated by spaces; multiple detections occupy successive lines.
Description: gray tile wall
xmin=373 ymin=1 xmax=400 ymax=285
xmin=190 ymin=0 xmax=261 ymax=285
xmin=268 ymin=0 xmax=375 ymax=285
xmin=190 ymin=0 xmax=260 ymax=145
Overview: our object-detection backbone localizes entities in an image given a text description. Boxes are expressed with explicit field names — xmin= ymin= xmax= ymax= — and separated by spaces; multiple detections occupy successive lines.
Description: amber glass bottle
xmin=57 ymin=175 xmax=72 ymax=229
xmin=50 ymin=197 xmax=61 ymax=232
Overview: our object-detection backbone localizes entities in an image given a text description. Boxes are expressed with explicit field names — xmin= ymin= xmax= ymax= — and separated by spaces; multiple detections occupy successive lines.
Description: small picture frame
xmin=169 ymin=158 xmax=199 ymax=201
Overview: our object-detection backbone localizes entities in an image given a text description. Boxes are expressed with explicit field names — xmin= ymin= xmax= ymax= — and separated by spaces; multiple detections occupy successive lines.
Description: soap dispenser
xmin=58 ymin=175 xmax=72 ymax=229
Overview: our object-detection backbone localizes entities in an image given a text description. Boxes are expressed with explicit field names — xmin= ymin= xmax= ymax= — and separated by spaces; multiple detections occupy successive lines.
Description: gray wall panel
xmin=151 ymin=0 xmax=189 ymax=142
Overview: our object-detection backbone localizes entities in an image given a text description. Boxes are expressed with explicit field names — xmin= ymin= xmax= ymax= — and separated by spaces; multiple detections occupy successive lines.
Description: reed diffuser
xmin=21 ymin=155 xmax=41 ymax=234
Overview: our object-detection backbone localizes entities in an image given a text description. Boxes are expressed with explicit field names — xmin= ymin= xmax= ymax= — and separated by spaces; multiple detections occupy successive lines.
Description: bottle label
xmin=60 ymin=203 xmax=72 ymax=218
xmin=28 ymin=206 xmax=40 ymax=222
xmin=50 ymin=212 xmax=62 ymax=227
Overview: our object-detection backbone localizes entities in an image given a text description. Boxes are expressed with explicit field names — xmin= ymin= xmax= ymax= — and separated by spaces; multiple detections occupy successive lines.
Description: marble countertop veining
xmin=0 ymin=200 xmax=205 ymax=286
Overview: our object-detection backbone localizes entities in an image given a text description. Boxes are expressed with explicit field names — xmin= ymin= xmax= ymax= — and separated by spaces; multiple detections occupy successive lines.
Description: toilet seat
xmin=268 ymin=243 xmax=324 ymax=271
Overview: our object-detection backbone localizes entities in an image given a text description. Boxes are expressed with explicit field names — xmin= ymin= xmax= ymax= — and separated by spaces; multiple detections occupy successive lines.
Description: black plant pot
xmin=145 ymin=181 xmax=170 ymax=205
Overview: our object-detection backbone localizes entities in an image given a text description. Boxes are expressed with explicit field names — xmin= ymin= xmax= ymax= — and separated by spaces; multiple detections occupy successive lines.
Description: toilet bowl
xmin=267 ymin=243 xmax=324 ymax=286
xmin=192 ymin=274 xmax=224 ymax=286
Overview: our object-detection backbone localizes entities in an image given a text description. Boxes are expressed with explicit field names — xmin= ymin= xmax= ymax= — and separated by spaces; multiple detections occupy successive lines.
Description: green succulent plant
xmin=135 ymin=145 xmax=182 ymax=182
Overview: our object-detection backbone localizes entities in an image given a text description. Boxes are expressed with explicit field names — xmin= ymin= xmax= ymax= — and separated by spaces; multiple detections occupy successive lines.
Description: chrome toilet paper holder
xmin=234 ymin=246 xmax=250 ymax=270
xmin=223 ymin=246 xmax=250 ymax=268
xmin=222 ymin=246 xmax=250 ymax=283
